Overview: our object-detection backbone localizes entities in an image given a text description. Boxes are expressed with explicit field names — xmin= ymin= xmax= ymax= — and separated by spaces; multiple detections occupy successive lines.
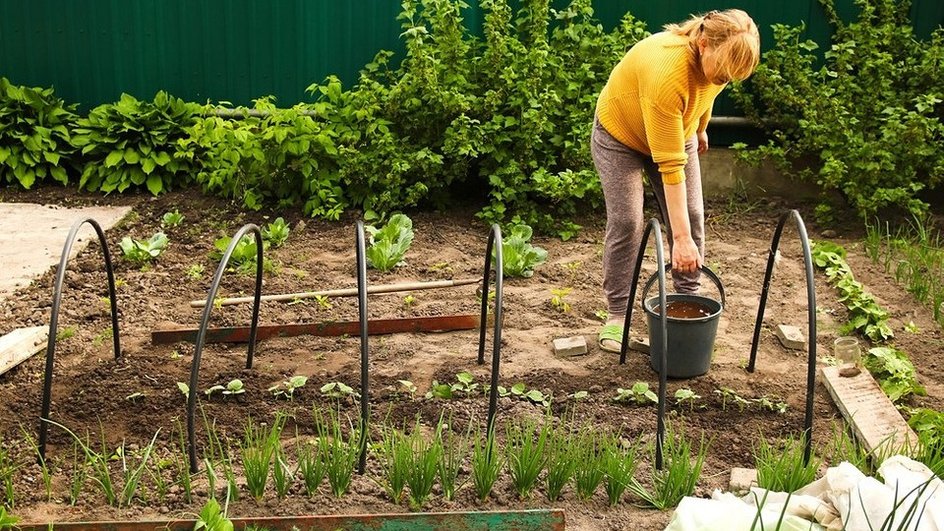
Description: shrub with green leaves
xmin=73 ymin=92 xmax=200 ymax=194
xmin=497 ymin=224 xmax=547 ymax=278
xmin=365 ymin=214 xmax=414 ymax=271
xmin=119 ymin=232 xmax=169 ymax=264
xmin=0 ymin=77 xmax=76 ymax=187
xmin=732 ymin=0 xmax=944 ymax=219
xmin=182 ymin=98 xmax=345 ymax=217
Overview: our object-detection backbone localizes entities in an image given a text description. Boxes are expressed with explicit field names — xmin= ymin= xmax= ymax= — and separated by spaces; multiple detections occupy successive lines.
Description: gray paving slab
xmin=0 ymin=203 xmax=132 ymax=299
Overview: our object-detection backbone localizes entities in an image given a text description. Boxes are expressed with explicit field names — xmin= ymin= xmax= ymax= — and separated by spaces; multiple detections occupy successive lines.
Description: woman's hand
xmin=672 ymin=234 xmax=702 ymax=274
xmin=697 ymin=130 xmax=709 ymax=154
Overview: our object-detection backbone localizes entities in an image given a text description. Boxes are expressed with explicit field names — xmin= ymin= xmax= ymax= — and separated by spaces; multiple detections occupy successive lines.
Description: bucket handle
xmin=641 ymin=264 xmax=726 ymax=310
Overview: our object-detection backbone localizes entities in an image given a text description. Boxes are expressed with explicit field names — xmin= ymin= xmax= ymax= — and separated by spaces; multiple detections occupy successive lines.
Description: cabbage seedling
xmin=496 ymin=224 xmax=548 ymax=278
xmin=205 ymin=379 xmax=245 ymax=397
xmin=674 ymin=388 xmax=701 ymax=411
xmin=320 ymin=381 xmax=357 ymax=401
xmin=365 ymin=214 xmax=414 ymax=272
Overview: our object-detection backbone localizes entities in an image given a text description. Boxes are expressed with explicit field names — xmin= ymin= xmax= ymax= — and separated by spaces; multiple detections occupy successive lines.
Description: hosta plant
xmin=73 ymin=91 xmax=200 ymax=195
xmin=0 ymin=77 xmax=76 ymax=187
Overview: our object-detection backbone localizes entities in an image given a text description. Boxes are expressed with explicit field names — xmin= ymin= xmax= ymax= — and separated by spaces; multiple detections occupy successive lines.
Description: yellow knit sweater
xmin=596 ymin=32 xmax=724 ymax=184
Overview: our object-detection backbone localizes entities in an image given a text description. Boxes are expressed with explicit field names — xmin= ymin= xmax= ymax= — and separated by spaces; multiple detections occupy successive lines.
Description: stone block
xmin=775 ymin=324 xmax=806 ymax=350
xmin=553 ymin=336 xmax=588 ymax=357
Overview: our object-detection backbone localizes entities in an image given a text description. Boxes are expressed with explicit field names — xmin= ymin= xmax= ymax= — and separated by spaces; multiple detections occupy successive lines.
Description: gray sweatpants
xmin=590 ymin=118 xmax=705 ymax=316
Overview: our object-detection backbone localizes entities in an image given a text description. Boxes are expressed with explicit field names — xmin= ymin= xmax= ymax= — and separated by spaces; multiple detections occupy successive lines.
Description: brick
xmin=729 ymin=467 xmax=758 ymax=494
xmin=775 ymin=324 xmax=806 ymax=350
xmin=553 ymin=336 xmax=588 ymax=357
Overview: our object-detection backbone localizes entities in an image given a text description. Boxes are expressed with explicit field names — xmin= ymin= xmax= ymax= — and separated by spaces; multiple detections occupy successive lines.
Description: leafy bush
xmin=0 ymin=77 xmax=77 ymax=188
xmin=365 ymin=214 xmax=414 ymax=271
xmin=73 ymin=92 xmax=200 ymax=195
xmin=732 ymin=0 xmax=944 ymax=219
xmin=497 ymin=224 xmax=547 ymax=278
xmin=182 ymin=97 xmax=345 ymax=217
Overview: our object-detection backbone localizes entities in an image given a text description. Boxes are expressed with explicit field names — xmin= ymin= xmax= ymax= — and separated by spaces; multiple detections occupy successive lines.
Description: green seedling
xmin=120 ymin=232 xmax=169 ymax=264
xmin=317 ymin=409 xmax=361 ymax=498
xmin=262 ymin=217 xmax=290 ymax=248
xmin=269 ymin=375 xmax=308 ymax=399
xmin=162 ymin=209 xmax=185 ymax=228
xmin=603 ymin=434 xmax=639 ymax=506
xmin=426 ymin=380 xmax=454 ymax=400
xmin=544 ymin=424 xmax=578 ymax=502
xmin=241 ymin=413 xmax=285 ymax=501
xmin=755 ymin=434 xmax=819 ymax=493
xmin=205 ymin=379 xmax=245 ymax=397
xmin=193 ymin=498 xmax=233 ymax=531
xmin=561 ymin=260 xmax=582 ymax=283
xmin=376 ymin=428 xmax=410 ymax=504
xmin=437 ymin=416 xmax=470 ymax=502
xmin=629 ymin=422 xmax=710 ymax=510
xmin=754 ymin=395 xmax=788 ymax=414
xmin=177 ymin=382 xmax=190 ymax=398
xmin=56 ymin=325 xmax=77 ymax=341
xmin=271 ymin=446 xmax=294 ymax=500
xmin=297 ymin=436 xmax=327 ymax=497
xmin=594 ymin=309 xmax=609 ymax=321
xmin=451 ymin=371 xmax=479 ymax=395
xmin=904 ymin=320 xmax=919 ymax=333
xmin=505 ymin=418 xmax=549 ymax=500
xmin=125 ymin=392 xmax=146 ymax=402
xmin=0 ymin=438 xmax=16 ymax=507
xmin=674 ymin=388 xmax=702 ymax=411
xmin=569 ymin=390 xmax=589 ymax=401
xmin=614 ymin=382 xmax=658 ymax=405
xmin=365 ymin=214 xmax=414 ymax=272
xmin=0 ymin=506 xmax=18 ymax=530
xmin=211 ymin=234 xmax=272 ymax=274
xmin=550 ymin=288 xmax=572 ymax=312
xmin=313 ymin=294 xmax=332 ymax=309
xmin=471 ymin=427 xmax=502 ymax=502
xmin=573 ymin=428 xmax=606 ymax=500
xmin=320 ymin=381 xmax=358 ymax=401
xmin=20 ymin=425 xmax=53 ymax=501
xmin=503 ymin=382 xmax=550 ymax=406
xmin=397 ymin=380 xmax=418 ymax=400
xmin=404 ymin=420 xmax=442 ymax=509
xmin=186 ymin=264 xmax=205 ymax=280
xmin=714 ymin=387 xmax=750 ymax=412
xmin=402 ymin=294 xmax=416 ymax=308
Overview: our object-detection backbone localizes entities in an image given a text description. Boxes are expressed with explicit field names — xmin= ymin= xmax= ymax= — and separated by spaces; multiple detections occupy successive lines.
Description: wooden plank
xmin=0 ymin=326 xmax=48 ymax=377
xmin=821 ymin=365 xmax=917 ymax=456
xmin=152 ymin=314 xmax=482 ymax=345
xmin=15 ymin=509 xmax=566 ymax=531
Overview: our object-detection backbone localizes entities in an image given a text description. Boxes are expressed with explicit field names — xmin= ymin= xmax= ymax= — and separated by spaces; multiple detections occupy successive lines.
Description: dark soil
xmin=1 ymin=186 xmax=941 ymax=530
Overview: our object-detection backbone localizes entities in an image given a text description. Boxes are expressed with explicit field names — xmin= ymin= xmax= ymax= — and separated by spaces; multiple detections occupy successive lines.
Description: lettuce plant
xmin=365 ymin=214 xmax=414 ymax=271
xmin=497 ymin=224 xmax=547 ymax=278
xmin=119 ymin=232 xmax=169 ymax=264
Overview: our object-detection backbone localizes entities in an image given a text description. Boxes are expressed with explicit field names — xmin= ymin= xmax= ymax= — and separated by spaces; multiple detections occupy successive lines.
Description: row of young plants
xmin=0 ymin=0 xmax=651 ymax=238
xmin=122 ymin=210 xmax=547 ymax=281
xmin=732 ymin=0 xmax=944 ymax=223
xmin=811 ymin=240 xmax=944 ymax=477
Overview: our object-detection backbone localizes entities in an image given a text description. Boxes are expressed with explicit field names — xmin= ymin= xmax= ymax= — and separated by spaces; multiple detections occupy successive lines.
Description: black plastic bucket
xmin=642 ymin=266 xmax=725 ymax=378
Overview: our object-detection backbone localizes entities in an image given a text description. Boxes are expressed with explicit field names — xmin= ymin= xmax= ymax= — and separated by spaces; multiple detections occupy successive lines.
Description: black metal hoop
xmin=355 ymin=221 xmax=369 ymax=474
xmin=617 ymin=218 xmax=669 ymax=469
xmin=186 ymin=224 xmax=264 ymax=472
xmin=477 ymin=224 xmax=504 ymax=436
xmin=747 ymin=209 xmax=818 ymax=464
xmin=38 ymin=218 xmax=121 ymax=460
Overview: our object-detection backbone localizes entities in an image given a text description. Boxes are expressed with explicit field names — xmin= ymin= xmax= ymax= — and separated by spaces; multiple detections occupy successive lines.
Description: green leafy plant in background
xmin=908 ymin=409 xmax=944 ymax=477
xmin=73 ymin=92 xmax=200 ymax=195
xmin=365 ymin=214 xmax=414 ymax=271
xmin=864 ymin=346 xmax=926 ymax=402
xmin=496 ymin=224 xmax=547 ymax=278
xmin=0 ymin=77 xmax=76 ymax=188
xmin=211 ymin=234 xmax=271 ymax=274
xmin=732 ymin=0 xmax=944 ymax=220
xmin=119 ymin=232 xmax=169 ymax=264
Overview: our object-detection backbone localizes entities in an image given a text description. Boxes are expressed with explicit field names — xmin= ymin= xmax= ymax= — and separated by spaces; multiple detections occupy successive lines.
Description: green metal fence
xmin=1 ymin=0 xmax=941 ymax=113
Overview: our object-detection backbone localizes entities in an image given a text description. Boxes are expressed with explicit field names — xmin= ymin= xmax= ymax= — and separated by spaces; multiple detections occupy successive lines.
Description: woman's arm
xmin=664 ymin=183 xmax=702 ymax=273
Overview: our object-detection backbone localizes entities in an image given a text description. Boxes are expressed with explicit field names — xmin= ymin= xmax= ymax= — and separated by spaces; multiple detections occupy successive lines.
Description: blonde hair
xmin=665 ymin=9 xmax=761 ymax=82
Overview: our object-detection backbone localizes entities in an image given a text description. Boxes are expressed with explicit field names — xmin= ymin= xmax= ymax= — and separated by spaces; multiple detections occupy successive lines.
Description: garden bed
xmin=1 ymin=187 xmax=942 ymax=530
